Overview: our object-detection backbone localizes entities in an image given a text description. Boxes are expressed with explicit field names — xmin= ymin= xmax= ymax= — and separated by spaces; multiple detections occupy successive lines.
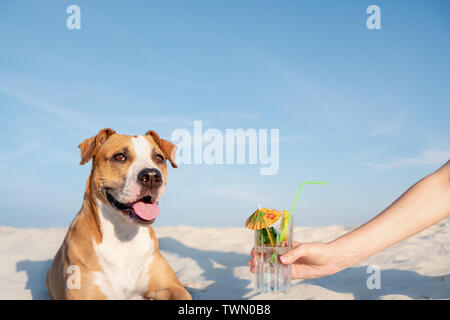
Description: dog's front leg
xmin=145 ymin=286 xmax=192 ymax=300
xmin=145 ymin=252 xmax=192 ymax=300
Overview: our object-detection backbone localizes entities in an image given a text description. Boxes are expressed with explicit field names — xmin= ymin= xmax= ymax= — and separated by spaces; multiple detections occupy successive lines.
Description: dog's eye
xmin=113 ymin=153 xmax=126 ymax=162
xmin=155 ymin=154 xmax=164 ymax=163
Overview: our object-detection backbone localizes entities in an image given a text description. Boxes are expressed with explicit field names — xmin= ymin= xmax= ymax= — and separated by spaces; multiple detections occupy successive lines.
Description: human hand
xmin=249 ymin=241 xmax=341 ymax=280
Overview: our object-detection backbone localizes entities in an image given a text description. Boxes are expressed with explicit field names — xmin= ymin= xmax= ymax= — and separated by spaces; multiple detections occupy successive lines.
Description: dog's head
xmin=79 ymin=128 xmax=177 ymax=226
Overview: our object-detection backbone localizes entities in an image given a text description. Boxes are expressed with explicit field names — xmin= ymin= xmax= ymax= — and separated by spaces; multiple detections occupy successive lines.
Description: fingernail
xmin=280 ymin=255 xmax=287 ymax=264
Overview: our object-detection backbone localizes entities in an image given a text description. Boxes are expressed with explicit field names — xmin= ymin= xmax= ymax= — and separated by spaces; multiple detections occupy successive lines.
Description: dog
xmin=46 ymin=128 xmax=192 ymax=300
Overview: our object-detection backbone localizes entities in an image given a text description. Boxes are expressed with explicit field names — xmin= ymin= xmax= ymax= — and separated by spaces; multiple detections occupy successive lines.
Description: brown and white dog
xmin=46 ymin=128 xmax=192 ymax=300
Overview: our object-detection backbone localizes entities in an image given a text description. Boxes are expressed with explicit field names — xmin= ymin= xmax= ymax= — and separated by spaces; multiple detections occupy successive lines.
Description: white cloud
xmin=0 ymin=140 xmax=78 ymax=169
xmin=119 ymin=116 xmax=196 ymax=127
xmin=218 ymin=111 xmax=261 ymax=120
xmin=0 ymin=86 xmax=98 ymax=132
xmin=369 ymin=114 xmax=405 ymax=137
xmin=0 ymin=83 xmax=200 ymax=133
xmin=366 ymin=149 xmax=450 ymax=171
xmin=369 ymin=123 xmax=402 ymax=137
xmin=0 ymin=140 xmax=41 ymax=162
xmin=279 ymin=135 xmax=319 ymax=143
xmin=200 ymin=186 xmax=270 ymax=202
xmin=150 ymin=74 xmax=216 ymax=93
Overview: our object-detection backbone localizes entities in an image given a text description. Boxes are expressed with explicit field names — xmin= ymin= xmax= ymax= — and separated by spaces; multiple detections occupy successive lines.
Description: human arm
xmin=249 ymin=160 xmax=450 ymax=279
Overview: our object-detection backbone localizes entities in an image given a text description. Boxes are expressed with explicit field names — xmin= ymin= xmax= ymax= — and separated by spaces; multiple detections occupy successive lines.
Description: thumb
xmin=280 ymin=244 xmax=308 ymax=264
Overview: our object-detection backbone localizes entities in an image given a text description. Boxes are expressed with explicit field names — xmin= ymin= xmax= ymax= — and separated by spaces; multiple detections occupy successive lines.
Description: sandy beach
xmin=1 ymin=218 xmax=449 ymax=300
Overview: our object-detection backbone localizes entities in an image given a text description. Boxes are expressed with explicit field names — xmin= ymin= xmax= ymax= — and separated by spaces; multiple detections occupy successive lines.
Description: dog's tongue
xmin=132 ymin=201 xmax=159 ymax=221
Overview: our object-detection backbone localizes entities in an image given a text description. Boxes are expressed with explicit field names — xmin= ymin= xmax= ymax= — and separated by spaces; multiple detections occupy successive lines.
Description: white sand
xmin=0 ymin=218 xmax=449 ymax=300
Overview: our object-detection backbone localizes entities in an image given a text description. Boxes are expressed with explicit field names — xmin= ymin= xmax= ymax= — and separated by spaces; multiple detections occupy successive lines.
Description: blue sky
xmin=0 ymin=0 xmax=449 ymax=228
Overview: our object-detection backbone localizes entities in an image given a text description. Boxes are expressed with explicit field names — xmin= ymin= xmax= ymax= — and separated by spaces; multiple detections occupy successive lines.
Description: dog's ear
xmin=78 ymin=128 xmax=116 ymax=165
xmin=145 ymin=130 xmax=178 ymax=168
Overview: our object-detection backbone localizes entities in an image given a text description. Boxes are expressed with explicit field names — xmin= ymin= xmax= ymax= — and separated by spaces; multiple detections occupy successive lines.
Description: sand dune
xmin=1 ymin=218 xmax=449 ymax=300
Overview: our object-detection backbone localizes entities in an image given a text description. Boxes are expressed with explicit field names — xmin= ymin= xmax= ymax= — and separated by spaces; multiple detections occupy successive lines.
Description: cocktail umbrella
xmin=246 ymin=206 xmax=281 ymax=230
xmin=246 ymin=205 xmax=282 ymax=246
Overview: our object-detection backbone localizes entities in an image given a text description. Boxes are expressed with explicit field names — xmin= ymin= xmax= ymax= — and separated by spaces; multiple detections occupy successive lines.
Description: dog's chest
xmin=93 ymin=213 xmax=155 ymax=299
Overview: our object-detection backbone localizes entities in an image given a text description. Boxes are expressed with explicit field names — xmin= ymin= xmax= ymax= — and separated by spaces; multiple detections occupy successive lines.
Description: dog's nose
xmin=137 ymin=168 xmax=163 ymax=189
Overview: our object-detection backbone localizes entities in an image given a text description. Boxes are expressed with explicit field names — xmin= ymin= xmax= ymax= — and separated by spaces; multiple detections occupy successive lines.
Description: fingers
xmin=280 ymin=244 xmax=308 ymax=265
xmin=291 ymin=265 xmax=318 ymax=280
xmin=248 ymin=247 xmax=255 ymax=273
xmin=248 ymin=259 xmax=255 ymax=273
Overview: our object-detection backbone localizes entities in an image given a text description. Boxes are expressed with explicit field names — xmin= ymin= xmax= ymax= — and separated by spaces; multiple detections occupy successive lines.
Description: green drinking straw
xmin=270 ymin=181 xmax=328 ymax=264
